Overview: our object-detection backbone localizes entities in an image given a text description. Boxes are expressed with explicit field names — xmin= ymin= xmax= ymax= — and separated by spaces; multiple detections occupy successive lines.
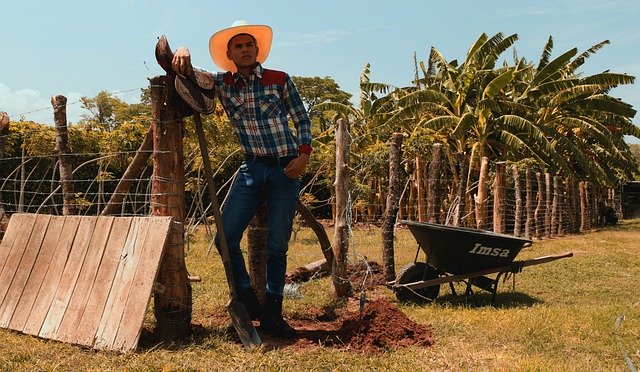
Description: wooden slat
xmin=22 ymin=216 xmax=80 ymax=336
xmin=93 ymin=217 xmax=144 ymax=349
xmin=39 ymin=217 xmax=98 ymax=340
xmin=73 ymin=217 xmax=132 ymax=347
xmin=0 ymin=214 xmax=51 ymax=327
xmin=57 ymin=216 xmax=114 ymax=344
xmin=113 ymin=216 xmax=172 ymax=351
xmin=0 ymin=214 xmax=29 ymax=274
xmin=8 ymin=215 xmax=65 ymax=332
xmin=0 ymin=215 xmax=37 ymax=311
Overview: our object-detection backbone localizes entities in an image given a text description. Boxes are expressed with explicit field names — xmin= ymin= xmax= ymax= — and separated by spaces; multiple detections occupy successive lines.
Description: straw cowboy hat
xmin=209 ymin=20 xmax=273 ymax=72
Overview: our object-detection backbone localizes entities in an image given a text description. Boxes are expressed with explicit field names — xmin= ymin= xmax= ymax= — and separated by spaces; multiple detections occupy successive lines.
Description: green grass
xmin=1 ymin=219 xmax=640 ymax=371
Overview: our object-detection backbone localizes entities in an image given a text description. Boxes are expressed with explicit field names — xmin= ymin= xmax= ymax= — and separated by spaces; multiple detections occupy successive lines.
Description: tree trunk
xmin=381 ymin=133 xmax=403 ymax=283
xmin=247 ymin=203 xmax=268 ymax=303
xmin=524 ymin=166 xmax=533 ymax=240
xmin=475 ymin=156 xmax=489 ymax=230
xmin=427 ymin=143 xmax=442 ymax=224
xmin=332 ymin=118 xmax=352 ymax=299
xmin=150 ymin=75 xmax=192 ymax=339
xmin=52 ymin=95 xmax=77 ymax=215
xmin=453 ymin=152 xmax=468 ymax=227
xmin=101 ymin=127 xmax=153 ymax=216
xmin=512 ymin=165 xmax=522 ymax=237
xmin=493 ymin=162 xmax=506 ymax=234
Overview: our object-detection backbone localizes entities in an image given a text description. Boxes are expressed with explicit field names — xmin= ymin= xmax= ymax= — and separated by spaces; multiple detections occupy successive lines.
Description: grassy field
xmin=1 ymin=219 xmax=639 ymax=371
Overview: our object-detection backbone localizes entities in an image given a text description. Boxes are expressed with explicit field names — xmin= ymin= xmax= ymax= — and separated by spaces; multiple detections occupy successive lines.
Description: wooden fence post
xmin=453 ymin=152 xmax=468 ymax=227
xmin=149 ymin=75 xmax=191 ymax=339
xmin=0 ymin=112 xmax=9 ymax=159
xmin=493 ymin=162 xmax=506 ymax=234
xmin=475 ymin=156 xmax=489 ymax=230
xmin=512 ymin=165 xmax=522 ymax=237
xmin=52 ymin=95 xmax=77 ymax=215
xmin=545 ymin=173 xmax=552 ymax=238
xmin=579 ymin=181 xmax=587 ymax=232
xmin=427 ymin=144 xmax=442 ymax=224
xmin=534 ymin=172 xmax=544 ymax=239
xmin=552 ymin=175 xmax=559 ymax=237
xmin=332 ymin=118 xmax=352 ymax=299
xmin=415 ymin=155 xmax=427 ymax=222
xmin=524 ymin=166 xmax=533 ymax=240
xmin=381 ymin=133 xmax=403 ymax=283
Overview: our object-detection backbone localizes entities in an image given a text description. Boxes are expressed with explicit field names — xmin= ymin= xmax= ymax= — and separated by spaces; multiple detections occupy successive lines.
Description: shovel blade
xmin=228 ymin=301 xmax=262 ymax=348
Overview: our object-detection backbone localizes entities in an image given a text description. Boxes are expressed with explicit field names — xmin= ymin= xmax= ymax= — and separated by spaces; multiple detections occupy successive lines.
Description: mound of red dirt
xmin=188 ymin=296 xmax=434 ymax=355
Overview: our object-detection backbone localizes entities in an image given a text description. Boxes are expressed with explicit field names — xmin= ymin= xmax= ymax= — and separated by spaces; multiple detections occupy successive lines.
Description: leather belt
xmin=243 ymin=154 xmax=297 ymax=167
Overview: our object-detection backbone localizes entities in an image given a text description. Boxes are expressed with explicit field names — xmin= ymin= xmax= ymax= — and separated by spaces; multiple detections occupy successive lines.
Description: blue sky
xmin=2 ymin=0 xmax=639 ymax=142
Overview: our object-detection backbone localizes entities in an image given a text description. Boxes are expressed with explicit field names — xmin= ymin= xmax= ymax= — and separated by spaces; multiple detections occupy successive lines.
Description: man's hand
xmin=284 ymin=153 xmax=309 ymax=179
xmin=172 ymin=47 xmax=193 ymax=75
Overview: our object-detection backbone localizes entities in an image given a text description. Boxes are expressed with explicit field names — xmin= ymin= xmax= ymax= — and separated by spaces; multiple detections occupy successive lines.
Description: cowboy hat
xmin=209 ymin=20 xmax=272 ymax=72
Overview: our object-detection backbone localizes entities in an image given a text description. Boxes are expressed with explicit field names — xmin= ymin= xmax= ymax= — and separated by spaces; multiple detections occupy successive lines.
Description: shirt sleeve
xmin=282 ymin=74 xmax=313 ymax=153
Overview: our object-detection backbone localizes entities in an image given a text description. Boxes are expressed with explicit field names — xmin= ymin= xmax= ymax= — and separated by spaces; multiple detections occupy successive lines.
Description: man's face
xmin=226 ymin=34 xmax=259 ymax=70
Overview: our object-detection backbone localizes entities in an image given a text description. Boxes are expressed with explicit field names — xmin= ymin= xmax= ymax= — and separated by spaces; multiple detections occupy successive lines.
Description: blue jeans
xmin=215 ymin=159 xmax=299 ymax=296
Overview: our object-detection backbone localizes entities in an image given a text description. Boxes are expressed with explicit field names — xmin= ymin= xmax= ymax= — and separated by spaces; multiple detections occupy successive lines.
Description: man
xmin=172 ymin=20 xmax=312 ymax=339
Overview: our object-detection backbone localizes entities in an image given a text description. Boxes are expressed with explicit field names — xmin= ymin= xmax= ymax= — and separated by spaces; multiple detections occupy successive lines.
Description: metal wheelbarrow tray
xmin=392 ymin=220 xmax=573 ymax=305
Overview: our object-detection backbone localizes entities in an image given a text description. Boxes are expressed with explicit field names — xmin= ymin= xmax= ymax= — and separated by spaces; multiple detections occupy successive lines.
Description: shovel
xmin=192 ymin=112 xmax=262 ymax=348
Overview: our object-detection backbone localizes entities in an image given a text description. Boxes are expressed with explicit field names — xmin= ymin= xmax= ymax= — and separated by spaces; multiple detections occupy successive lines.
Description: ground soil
xmin=164 ymin=260 xmax=434 ymax=355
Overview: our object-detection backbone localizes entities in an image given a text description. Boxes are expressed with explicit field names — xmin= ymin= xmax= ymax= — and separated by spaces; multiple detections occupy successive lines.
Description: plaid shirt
xmin=211 ymin=64 xmax=312 ymax=157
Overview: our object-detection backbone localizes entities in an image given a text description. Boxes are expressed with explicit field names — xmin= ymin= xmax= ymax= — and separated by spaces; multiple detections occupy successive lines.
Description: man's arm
xmin=282 ymin=74 xmax=312 ymax=179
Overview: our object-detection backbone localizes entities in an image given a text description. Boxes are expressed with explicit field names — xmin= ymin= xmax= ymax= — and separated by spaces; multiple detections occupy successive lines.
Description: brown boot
xmin=260 ymin=292 xmax=297 ymax=339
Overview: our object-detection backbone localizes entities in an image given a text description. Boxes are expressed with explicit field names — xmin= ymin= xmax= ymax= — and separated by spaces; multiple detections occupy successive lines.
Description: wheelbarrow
xmin=391 ymin=220 xmax=573 ymax=305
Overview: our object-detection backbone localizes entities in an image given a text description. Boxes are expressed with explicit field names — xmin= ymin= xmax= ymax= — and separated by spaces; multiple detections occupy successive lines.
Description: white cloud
xmin=276 ymin=29 xmax=350 ymax=48
xmin=0 ymin=83 xmax=86 ymax=125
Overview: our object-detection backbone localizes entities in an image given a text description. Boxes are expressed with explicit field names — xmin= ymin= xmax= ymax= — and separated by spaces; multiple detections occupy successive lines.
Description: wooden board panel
xmin=8 ymin=215 xmax=64 ymax=332
xmin=74 ymin=217 xmax=132 ymax=347
xmin=0 ymin=213 xmax=172 ymax=352
xmin=0 ymin=214 xmax=51 ymax=328
xmin=22 ymin=216 xmax=80 ymax=336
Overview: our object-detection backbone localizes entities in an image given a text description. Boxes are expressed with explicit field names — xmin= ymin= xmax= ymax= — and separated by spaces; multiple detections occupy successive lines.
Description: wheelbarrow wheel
xmin=394 ymin=262 xmax=440 ymax=304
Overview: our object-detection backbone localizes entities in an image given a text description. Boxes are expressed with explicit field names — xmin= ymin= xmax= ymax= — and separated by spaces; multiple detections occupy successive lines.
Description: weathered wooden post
xmin=551 ymin=175 xmax=559 ymax=237
xmin=52 ymin=95 xmax=77 ymax=215
xmin=101 ymin=127 xmax=153 ymax=216
xmin=247 ymin=204 xmax=268 ymax=303
xmin=534 ymin=172 xmax=544 ymax=239
xmin=332 ymin=118 xmax=352 ymax=299
xmin=512 ymin=165 xmax=522 ymax=237
xmin=524 ymin=166 xmax=533 ymax=240
xmin=149 ymin=75 xmax=192 ymax=339
xmin=493 ymin=162 xmax=506 ymax=234
xmin=453 ymin=152 xmax=468 ymax=227
xmin=579 ymin=181 xmax=587 ymax=232
xmin=545 ymin=173 xmax=552 ymax=238
xmin=475 ymin=156 xmax=489 ymax=230
xmin=427 ymin=143 xmax=442 ymax=224
xmin=415 ymin=155 xmax=427 ymax=222
xmin=0 ymin=112 xmax=9 ymax=159
xmin=381 ymin=133 xmax=403 ymax=283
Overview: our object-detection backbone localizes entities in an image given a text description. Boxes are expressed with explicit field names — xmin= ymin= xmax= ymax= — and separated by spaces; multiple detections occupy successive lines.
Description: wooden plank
xmin=0 ymin=214 xmax=51 ymax=327
xmin=93 ymin=217 xmax=144 ymax=349
xmin=0 ymin=215 xmax=37 ymax=310
xmin=0 ymin=214 xmax=29 ymax=273
xmin=57 ymin=216 xmax=114 ymax=344
xmin=73 ymin=217 xmax=132 ymax=347
xmin=8 ymin=215 xmax=65 ymax=332
xmin=113 ymin=216 xmax=171 ymax=351
xmin=39 ymin=216 xmax=98 ymax=340
xmin=22 ymin=216 xmax=80 ymax=336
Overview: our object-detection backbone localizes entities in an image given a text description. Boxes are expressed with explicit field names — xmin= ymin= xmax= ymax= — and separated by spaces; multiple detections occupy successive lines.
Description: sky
xmin=2 ymin=0 xmax=640 ymax=142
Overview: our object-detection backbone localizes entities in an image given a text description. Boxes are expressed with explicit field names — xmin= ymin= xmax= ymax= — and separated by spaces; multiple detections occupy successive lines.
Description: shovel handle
xmin=193 ymin=113 xmax=238 ymax=300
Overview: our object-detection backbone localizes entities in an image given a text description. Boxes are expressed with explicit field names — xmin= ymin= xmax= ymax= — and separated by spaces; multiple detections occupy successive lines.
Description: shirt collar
xmin=233 ymin=63 xmax=264 ymax=84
